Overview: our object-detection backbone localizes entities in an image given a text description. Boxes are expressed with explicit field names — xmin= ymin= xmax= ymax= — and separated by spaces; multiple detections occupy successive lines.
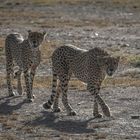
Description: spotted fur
xmin=43 ymin=44 xmax=119 ymax=117
xmin=5 ymin=30 xmax=46 ymax=102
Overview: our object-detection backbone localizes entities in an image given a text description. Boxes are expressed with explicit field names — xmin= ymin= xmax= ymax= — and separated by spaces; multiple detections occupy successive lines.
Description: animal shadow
xmin=0 ymin=96 xmax=28 ymax=115
xmin=29 ymin=111 xmax=96 ymax=134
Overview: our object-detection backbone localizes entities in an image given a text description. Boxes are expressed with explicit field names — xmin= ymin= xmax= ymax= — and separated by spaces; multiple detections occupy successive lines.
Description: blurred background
xmin=0 ymin=0 xmax=140 ymax=88
xmin=0 ymin=1 xmax=140 ymax=139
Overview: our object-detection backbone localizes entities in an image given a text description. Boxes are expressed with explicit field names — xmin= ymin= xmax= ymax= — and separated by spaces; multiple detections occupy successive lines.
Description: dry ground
xmin=0 ymin=0 xmax=140 ymax=139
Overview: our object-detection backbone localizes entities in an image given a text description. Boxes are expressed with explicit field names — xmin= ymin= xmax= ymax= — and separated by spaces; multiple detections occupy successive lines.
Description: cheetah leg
xmin=24 ymin=70 xmax=33 ymax=102
xmin=43 ymin=73 xmax=58 ymax=110
xmin=7 ymin=71 xmax=15 ymax=96
xmin=93 ymin=98 xmax=103 ymax=118
xmin=6 ymin=51 xmax=15 ymax=97
xmin=88 ymin=84 xmax=111 ymax=117
xmin=87 ymin=84 xmax=103 ymax=118
xmin=87 ymin=85 xmax=102 ymax=118
xmin=60 ymin=74 xmax=76 ymax=116
xmin=52 ymin=81 xmax=61 ymax=112
xmin=15 ymin=70 xmax=22 ymax=95
xmin=30 ymin=67 xmax=37 ymax=99
xmin=95 ymin=94 xmax=111 ymax=117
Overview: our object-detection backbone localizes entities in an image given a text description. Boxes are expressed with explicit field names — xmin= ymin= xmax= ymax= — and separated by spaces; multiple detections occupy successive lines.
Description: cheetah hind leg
xmin=14 ymin=69 xmax=23 ymax=95
xmin=60 ymin=75 xmax=77 ymax=116
xmin=24 ymin=71 xmax=34 ymax=103
xmin=30 ymin=68 xmax=37 ymax=99
xmin=93 ymin=98 xmax=103 ymax=118
xmin=96 ymin=95 xmax=111 ymax=117
xmin=6 ymin=63 xmax=16 ymax=97
xmin=52 ymin=82 xmax=62 ymax=112
xmin=7 ymin=72 xmax=16 ymax=97
xmin=43 ymin=72 xmax=58 ymax=109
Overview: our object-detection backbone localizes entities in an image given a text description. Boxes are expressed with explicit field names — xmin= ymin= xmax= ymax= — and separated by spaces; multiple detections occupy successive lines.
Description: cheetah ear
xmin=116 ymin=56 xmax=120 ymax=62
xmin=28 ymin=30 xmax=32 ymax=34
xmin=104 ymin=57 xmax=109 ymax=64
xmin=97 ymin=56 xmax=109 ymax=65
xmin=43 ymin=31 xmax=47 ymax=36
xmin=43 ymin=31 xmax=46 ymax=35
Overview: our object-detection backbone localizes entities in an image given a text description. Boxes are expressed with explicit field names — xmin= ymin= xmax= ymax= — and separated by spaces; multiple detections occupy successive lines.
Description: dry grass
xmin=0 ymin=10 xmax=115 ymax=28
xmin=127 ymin=55 xmax=140 ymax=68
xmin=0 ymin=38 xmax=140 ymax=90
xmin=39 ymin=18 xmax=115 ymax=28
xmin=0 ymin=114 xmax=18 ymax=140
xmin=29 ymin=0 xmax=88 ymax=5
xmin=0 ymin=38 xmax=4 ymax=48
xmin=0 ymin=134 xmax=18 ymax=140
xmin=1 ymin=0 xmax=140 ymax=29
xmin=1 ymin=41 xmax=140 ymax=90
xmin=9 ymin=0 xmax=140 ymax=7
xmin=107 ymin=46 xmax=140 ymax=67
xmin=0 ymin=115 xmax=7 ymax=124
xmin=104 ymin=77 xmax=140 ymax=87
xmin=40 ymin=40 xmax=62 ymax=60
xmin=33 ymin=76 xmax=140 ymax=90
xmin=1 ymin=74 xmax=140 ymax=92
xmin=0 ymin=37 xmax=5 ymax=54
xmin=111 ymin=0 xmax=140 ymax=6
xmin=0 ymin=38 xmax=5 ymax=64
xmin=0 ymin=11 xmax=42 ymax=18
xmin=2 ymin=0 xmax=93 ymax=5
xmin=0 ymin=0 xmax=139 ymax=91
xmin=118 ymin=54 xmax=140 ymax=67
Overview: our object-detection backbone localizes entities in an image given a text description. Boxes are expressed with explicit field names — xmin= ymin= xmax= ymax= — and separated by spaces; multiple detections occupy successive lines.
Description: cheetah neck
xmin=22 ymin=39 xmax=40 ymax=66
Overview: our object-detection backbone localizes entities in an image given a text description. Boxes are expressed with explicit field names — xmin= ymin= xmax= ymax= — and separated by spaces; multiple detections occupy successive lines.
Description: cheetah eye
xmin=110 ymin=68 xmax=114 ymax=71
xmin=29 ymin=35 xmax=33 ymax=39
xmin=114 ymin=61 xmax=117 ymax=65
xmin=39 ymin=35 xmax=43 ymax=38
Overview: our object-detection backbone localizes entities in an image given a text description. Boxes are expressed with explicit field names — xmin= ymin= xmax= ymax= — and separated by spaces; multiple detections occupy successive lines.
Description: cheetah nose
xmin=110 ymin=68 xmax=113 ymax=72
xmin=33 ymin=41 xmax=38 ymax=47
xmin=33 ymin=41 xmax=36 ymax=44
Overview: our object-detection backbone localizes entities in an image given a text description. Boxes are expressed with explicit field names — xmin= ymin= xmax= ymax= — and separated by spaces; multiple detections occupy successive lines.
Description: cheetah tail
xmin=43 ymin=73 xmax=58 ymax=109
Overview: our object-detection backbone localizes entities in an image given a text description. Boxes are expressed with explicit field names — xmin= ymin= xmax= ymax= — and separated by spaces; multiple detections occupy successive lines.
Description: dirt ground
xmin=0 ymin=0 xmax=140 ymax=139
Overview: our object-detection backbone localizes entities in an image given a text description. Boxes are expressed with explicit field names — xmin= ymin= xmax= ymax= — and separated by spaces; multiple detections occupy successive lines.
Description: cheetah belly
xmin=73 ymin=69 xmax=88 ymax=83
xmin=71 ymin=59 xmax=88 ymax=84
xmin=12 ymin=50 xmax=23 ymax=70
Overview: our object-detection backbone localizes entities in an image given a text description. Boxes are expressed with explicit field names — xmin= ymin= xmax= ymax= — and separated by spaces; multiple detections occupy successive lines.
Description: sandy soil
xmin=0 ymin=0 xmax=140 ymax=139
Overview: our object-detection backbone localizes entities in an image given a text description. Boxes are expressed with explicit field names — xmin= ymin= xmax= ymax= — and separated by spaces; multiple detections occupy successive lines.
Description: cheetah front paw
xmin=17 ymin=90 xmax=23 ymax=96
xmin=93 ymin=113 xmax=103 ymax=118
xmin=32 ymin=94 xmax=36 ymax=99
xmin=53 ymin=107 xmax=61 ymax=112
xmin=68 ymin=111 xmax=77 ymax=116
xmin=9 ymin=92 xmax=16 ymax=97
xmin=43 ymin=102 xmax=51 ymax=109
xmin=26 ymin=98 xmax=34 ymax=103
xmin=107 ymin=115 xmax=114 ymax=120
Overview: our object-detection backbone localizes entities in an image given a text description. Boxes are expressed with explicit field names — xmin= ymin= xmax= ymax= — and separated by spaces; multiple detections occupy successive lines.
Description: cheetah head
xmin=105 ymin=56 xmax=120 ymax=76
xmin=28 ymin=30 xmax=46 ymax=48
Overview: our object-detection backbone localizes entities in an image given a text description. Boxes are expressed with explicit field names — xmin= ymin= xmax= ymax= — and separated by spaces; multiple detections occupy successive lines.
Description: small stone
xmin=95 ymin=32 xmax=99 ymax=36
xmin=131 ymin=115 xmax=140 ymax=119
xmin=120 ymin=43 xmax=130 ymax=48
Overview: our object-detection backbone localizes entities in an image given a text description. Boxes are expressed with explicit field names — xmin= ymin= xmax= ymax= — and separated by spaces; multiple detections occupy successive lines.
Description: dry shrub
xmin=40 ymin=40 xmax=62 ymax=60
xmin=0 ymin=37 xmax=5 ymax=55
xmin=0 ymin=134 xmax=17 ymax=140
xmin=33 ymin=75 xmax=140 ymax=90
xmin=104 ymin=77 xmax=140 ymax=87
xmin=11 ymin=0 xmax=140 ymax=7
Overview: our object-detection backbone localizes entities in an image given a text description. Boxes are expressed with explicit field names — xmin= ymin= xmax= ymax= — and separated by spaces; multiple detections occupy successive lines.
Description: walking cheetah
xmin=43 ymin=44 xmax=120 ymax=117
xmin=5 ymin=30 xmax=46 ymax=102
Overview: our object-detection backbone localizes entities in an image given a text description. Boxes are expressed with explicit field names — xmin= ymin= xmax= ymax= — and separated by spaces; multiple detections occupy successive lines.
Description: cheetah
xmin=43 ymin=44 xmax=120 ymax=117
xmin=5 ymin=30 xmax=46 ymax=102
